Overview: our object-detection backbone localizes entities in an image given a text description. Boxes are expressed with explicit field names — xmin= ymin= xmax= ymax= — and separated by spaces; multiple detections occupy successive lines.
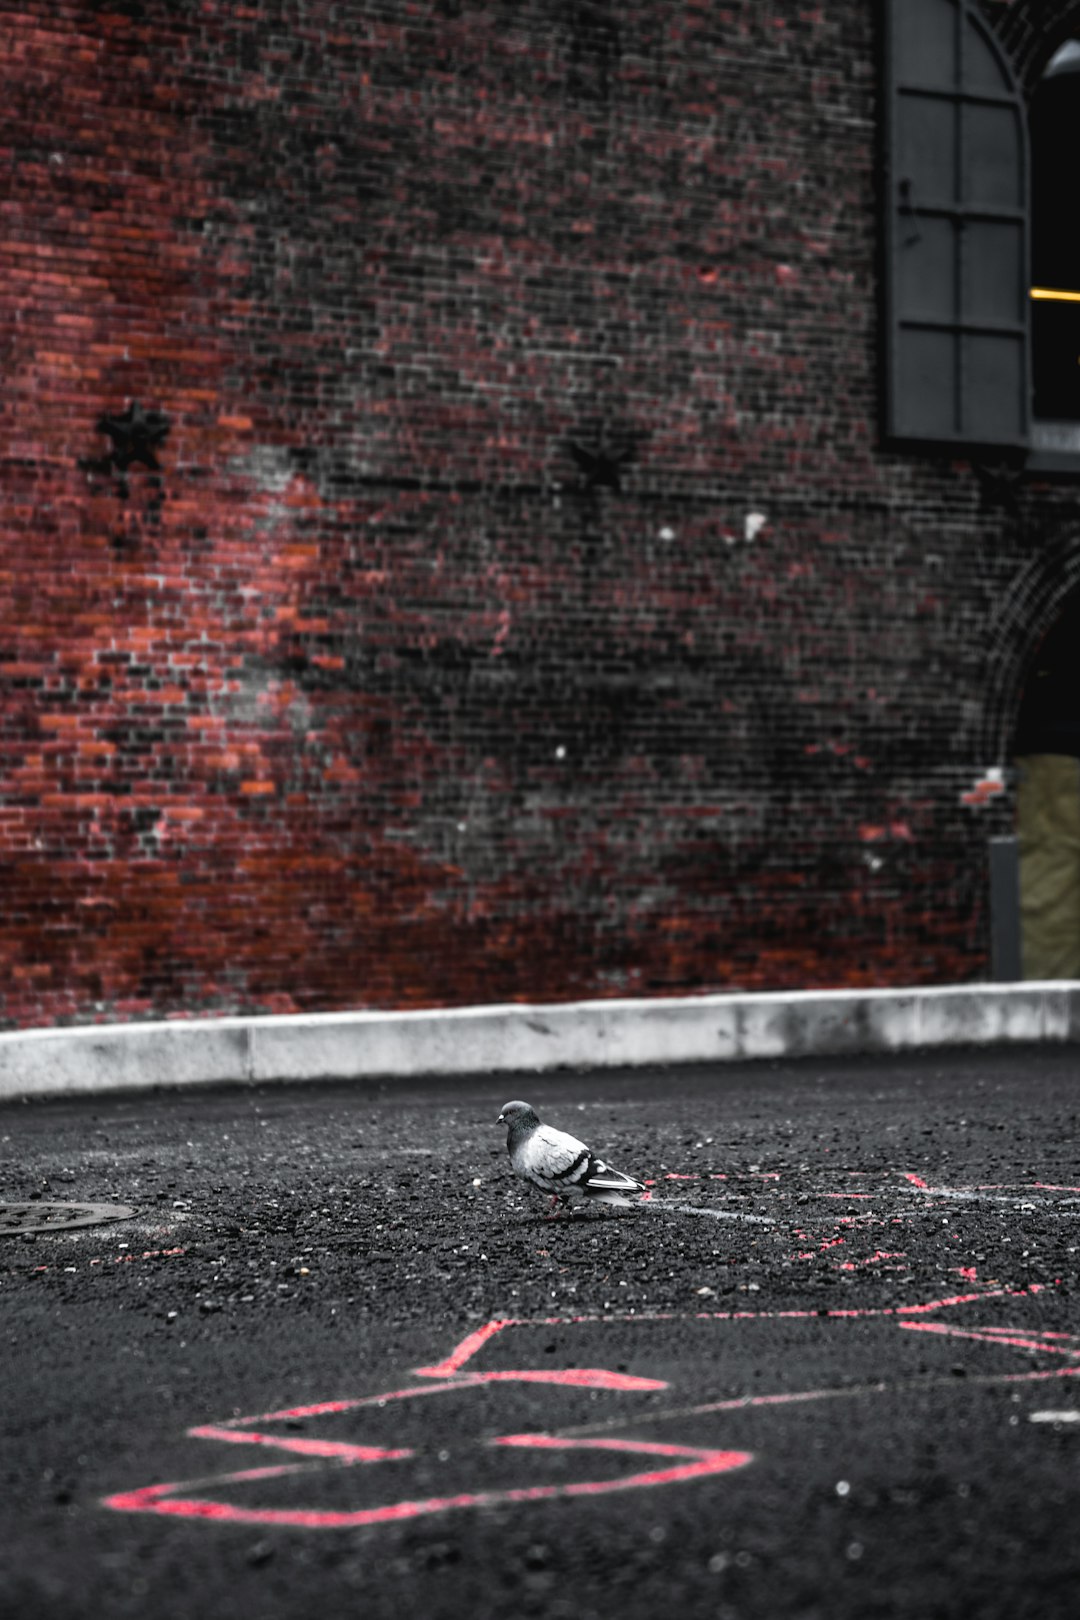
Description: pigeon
xmin=497 ymin=1100 xmax=645 ymax=1212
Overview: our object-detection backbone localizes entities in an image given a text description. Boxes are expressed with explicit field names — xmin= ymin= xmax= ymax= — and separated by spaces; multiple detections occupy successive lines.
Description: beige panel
xmin=1016 ymin=754 xmax=1080 ymax=979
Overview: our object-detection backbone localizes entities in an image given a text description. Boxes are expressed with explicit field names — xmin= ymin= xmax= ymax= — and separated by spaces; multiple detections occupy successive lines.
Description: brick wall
xmin=1 ymin=0 xmax=1077 ymax=1028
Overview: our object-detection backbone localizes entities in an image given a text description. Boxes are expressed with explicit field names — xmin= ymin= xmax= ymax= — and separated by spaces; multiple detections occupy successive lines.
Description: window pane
xmin=966 ymin=220 xmax=1024 ymax=323
xmin=896 ymin=328 xmax=957 ymax=436
xmin=894 ymin=0 xmax=958 ymax=90
xmin=898 ymin=216 xmax=957 ymax=321
xmin=963 ymin=104 xmax=1023 ymax=208
xmin=1030 ymin=42 xmax=1080 ymax=420
xmin=963 ymin=22 xmax=1010 ymax=94
xmin=1031 ymin=69 xmax=1080 ymax=286
xmin=884 ymin=0 xmax=1029 ymax=447
xmin=964 ymin=334 xmax=1025 ymax=440
xmin=899 ymin=93 xmax=957 ymax=205
xmin=1033 ymin=302 xmax=1080 ymax=421
xmin=1032 ymin=198 xmax=1080 ymax=290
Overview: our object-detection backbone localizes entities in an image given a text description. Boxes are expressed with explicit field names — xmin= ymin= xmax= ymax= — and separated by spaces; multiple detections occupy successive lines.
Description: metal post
xmin=989 ymin=835 xmax=1022 ymax=981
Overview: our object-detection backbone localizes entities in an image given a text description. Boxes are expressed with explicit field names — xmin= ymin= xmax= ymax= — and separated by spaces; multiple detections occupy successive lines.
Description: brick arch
xmin=981 ymin=530 xmax=1080 ymax=762
xmin=986 ymin=0 xmax=1080 ymax=93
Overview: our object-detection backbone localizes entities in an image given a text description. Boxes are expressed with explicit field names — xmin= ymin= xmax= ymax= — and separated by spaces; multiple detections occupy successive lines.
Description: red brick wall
xmin=0 ymin=0 xmax=1072 ymax=1027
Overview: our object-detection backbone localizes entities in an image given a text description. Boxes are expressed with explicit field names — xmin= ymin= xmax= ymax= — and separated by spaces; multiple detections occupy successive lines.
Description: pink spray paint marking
xmin=413 ymin=1320 xmax=663 ymax=1389
xmin=104 ymin=1350 xmax=678 ymax=1528
xmin=102 ymin=1153 xmax=1077 ymax=1536
xmin=414 ymin=1319 xmax=524 ymax=1378
xmin=779 ymin=1166 xmax=1079 ymax=1273
xmin=189 ymin=1366 xmax=668 ymax=1454
xmin=897 ymin=1172 xmax=1080 ymax=1206
xmin=412 ymin=1287 xmax=1052 ymax=1372
xmin=105 ymin=1433 xmax=751 ymax=1528
xmin=594 ymin=1163 xmax=1070 ymax=1278
xmin=898 ymin=1321 xmax=1080 ymax=1362
xmin=103 ymin=1286 xmax=1072 ymax=1531
xmin=26 ymin=1247 xmax=187 ymax=1276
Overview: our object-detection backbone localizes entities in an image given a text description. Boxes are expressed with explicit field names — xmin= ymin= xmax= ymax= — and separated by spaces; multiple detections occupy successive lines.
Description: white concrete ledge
xmin=1 ymin=983 xmax=1079 ymax=1101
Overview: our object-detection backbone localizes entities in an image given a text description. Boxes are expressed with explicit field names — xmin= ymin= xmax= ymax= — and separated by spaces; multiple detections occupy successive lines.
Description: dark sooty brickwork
xmin=3 ymin=0 xmax=1080 ymax=1027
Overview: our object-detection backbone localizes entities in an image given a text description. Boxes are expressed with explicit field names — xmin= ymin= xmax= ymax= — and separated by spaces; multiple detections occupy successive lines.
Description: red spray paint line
xmin=416 ymin=1289 xmax=1045 ymax=1374
xmin=975 ymin=1327 xmax=1076 ymax=1342
xmin=28 ymin=1248 xmax=187 ymax=1276
xmin=93 ymin=1248 xmax=187 ymax=1266
xmin=191 ymin=1366 xmax=668 ymax=1452
xmin=899 ymin=1174 xmax=1080 ymax=1200
xmin=416 ymin=1318 xmax=515 ymax=1377
xmin=434 ymin=1368 xmax=665 ymax=1391
xmin=103 ymin=1283 xmax=1068 ymax=1530
xmin=412 ymin=1290 xmax=1021 ymax=1383
xmin=188 ymin=1430 xmax=415 ymax=1463
xmin=898 ymin=1322 xmax=1080 ymax=1359
xmin=105 ymin=1333 xmax=1080 ymax=1531
xmin=103 ymin=1435 xmax=752 ymax=1528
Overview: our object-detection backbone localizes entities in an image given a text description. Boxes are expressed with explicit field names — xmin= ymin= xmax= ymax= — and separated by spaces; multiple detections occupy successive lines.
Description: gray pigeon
xmin=497 ymin=1100 xmax=645 ymax=1212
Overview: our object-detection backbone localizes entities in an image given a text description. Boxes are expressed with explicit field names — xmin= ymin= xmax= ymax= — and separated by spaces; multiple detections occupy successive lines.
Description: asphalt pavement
xmin=2 ymin=1047 xmax=1078 ymax=1620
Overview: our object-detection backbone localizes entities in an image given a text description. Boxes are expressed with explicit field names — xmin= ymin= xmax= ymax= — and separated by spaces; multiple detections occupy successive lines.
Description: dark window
xmin=1031 ymin=42 xmax=1080 ymax=423
xmin=883 ymin=0 xmax=1030 ymax=449
xmin=1014 ymin=591 xmax=1080 ymax=758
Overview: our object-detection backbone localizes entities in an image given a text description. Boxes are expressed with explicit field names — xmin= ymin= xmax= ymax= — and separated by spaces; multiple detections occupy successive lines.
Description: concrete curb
xmin=1 ymin=983 xmax=1078 ymax=1101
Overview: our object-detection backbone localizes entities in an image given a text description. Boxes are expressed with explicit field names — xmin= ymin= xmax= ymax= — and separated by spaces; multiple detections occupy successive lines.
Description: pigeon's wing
xmin=518 ymin=1125 xmax=643 ymax=1199
xmin=517 ymin=1123 xmax=591 ymax=1188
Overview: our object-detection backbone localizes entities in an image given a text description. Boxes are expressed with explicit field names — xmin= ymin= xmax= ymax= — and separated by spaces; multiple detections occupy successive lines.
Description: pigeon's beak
xmin=497 ymin=1111 xmax=504 ymax=1123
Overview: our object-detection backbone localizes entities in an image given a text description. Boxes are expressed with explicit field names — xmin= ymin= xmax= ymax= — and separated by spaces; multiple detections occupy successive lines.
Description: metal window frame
xmin=883 ymin=0 xmax=1031 ymax=451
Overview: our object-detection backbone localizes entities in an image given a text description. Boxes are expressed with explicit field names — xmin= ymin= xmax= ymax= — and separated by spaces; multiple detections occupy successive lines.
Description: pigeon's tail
xmin=583 ymin=1158 xmax=645 ymax=1199
xmin=585 ymin=1186 xmax=641 ymax=1208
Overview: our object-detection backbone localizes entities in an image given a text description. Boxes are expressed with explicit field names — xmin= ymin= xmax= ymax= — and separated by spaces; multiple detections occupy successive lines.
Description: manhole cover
xmin=0 ymin=1201 xmax=136 ymax=1236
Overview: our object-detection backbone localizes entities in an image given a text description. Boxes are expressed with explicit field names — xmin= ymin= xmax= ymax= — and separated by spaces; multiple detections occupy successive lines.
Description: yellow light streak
xmin=1031 ymin=287 xmax=1080 ymax=303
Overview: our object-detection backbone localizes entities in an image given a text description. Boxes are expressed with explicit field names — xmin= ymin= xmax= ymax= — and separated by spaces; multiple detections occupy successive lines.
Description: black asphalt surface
xmin=2 ymin=1047 xmax=1078 ymax=1620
